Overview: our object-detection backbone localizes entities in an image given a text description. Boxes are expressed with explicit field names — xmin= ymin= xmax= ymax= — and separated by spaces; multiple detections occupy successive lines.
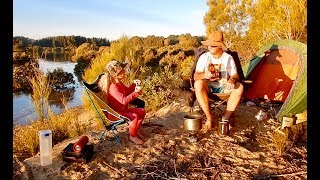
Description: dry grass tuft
xmin=28 ymin=64 xmax=52 ymax=121
xmin=257 ymin=126 xmax=295 ymax=156
xmin=13 ymin=105 xmax=89 ymax=161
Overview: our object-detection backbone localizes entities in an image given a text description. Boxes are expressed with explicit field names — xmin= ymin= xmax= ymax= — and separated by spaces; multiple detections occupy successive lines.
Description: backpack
xmin=191 ymin=47 xmax=209 ymax=79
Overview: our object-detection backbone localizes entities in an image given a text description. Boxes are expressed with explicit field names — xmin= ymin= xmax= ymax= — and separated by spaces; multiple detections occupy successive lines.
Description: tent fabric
xmin=242 ymin=39 xmax=307 ymax=121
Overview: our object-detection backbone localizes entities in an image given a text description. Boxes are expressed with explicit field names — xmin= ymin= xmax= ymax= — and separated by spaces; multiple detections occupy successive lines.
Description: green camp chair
xmin=82 ymin=73 xmax=130 ymax=143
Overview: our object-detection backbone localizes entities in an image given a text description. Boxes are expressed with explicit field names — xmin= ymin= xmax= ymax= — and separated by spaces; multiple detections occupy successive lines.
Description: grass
xmin=14 ymin=66 xmax=91 ymax=160
xmin=28 ymin=65 xmax=52 ymax=121
xmin=13 ymin=106 xmax=91 ymax=160
xmin=256 ymin=126 xmax=295 ymax=156
xmin=13 ymin=39 xmax=193 ymax=160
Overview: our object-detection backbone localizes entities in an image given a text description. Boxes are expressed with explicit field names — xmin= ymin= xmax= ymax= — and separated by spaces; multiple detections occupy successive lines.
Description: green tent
xmin=242 ymin=39 xmax=307 ymax=121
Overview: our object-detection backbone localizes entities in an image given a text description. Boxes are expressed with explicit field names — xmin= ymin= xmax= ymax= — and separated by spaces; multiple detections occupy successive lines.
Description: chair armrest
xmin=180 ymin=74 xmax=195 ymax=91
xmin=243 ymin=80 xmax=253 ymax=84
xmin=120 ymin=115 xmax=131 ymax=123
xmin=181 ymin=74 xmax=192 ymax=80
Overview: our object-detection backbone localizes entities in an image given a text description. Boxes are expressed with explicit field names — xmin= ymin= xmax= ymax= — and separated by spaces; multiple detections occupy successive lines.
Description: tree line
xmin=13 ymin=35 xmax=110 ymax=50
xmin=13 ymin=0 xmax=306 ymax=65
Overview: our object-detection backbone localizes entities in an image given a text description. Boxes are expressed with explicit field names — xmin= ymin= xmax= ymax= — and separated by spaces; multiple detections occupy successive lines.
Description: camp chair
xmin=181 ymin=47 xmax=250 ymax=118
xmin=82 ymin=73 xmax=130 ymax=143
xmin=181 ymin=73 xmax=231 ymax=118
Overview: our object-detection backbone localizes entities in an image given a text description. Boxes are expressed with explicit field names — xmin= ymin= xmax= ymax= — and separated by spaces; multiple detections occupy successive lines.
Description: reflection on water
xmin=35 ymin=50 xmax=73 ymax=62
xmin=43 ymin=52 xmax=73 ymax=62
xmin=13 ymin=59 xmax=83 ymax=126
xmin=48 ymin=87 xmax=76 ymax=108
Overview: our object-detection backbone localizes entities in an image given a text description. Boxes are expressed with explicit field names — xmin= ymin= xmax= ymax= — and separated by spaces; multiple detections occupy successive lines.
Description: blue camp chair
xmin=82 ymin=73 xmax=130 ymax=143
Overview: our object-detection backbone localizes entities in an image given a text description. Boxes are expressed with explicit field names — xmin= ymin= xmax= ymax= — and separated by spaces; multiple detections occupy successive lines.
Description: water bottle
xmin=38 ymin=129 xmax=53 ymax=166
xmin=220 ymin=64 xmax=227 ymax=84
xmin=218 ymin=117 xmax=229 ymax=135
xmin=208 ymin=62 xmax=215 ymax=74
xmin=208 ymin=62 xmax=216 ymax=81
xmin=214 ymin=64 xmax=221 ymax=79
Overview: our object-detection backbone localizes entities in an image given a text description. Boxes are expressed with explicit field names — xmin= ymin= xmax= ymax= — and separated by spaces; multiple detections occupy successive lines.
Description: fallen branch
xmin=136 ymin=171 xmax=161 ymax=178
xmin=142 ymin=123 xmax=164 ymax=127
xmin=101 ymin=161 xmax=124 ymax=176
xmin=212 ymin=171 xmax=219 ymax=180
xmin=188 ymin=167 xmax=216 ymax=170
xmin=263 ymin=171 xmax=306 ymax=178
xmin=173 ymin=159 xmax=180 ymax=179
xmin=134 ymin=165 xmax=158 ymax=169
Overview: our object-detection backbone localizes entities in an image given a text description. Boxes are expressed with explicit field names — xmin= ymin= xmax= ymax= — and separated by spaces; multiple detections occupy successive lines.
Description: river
xmin=13 ymin=59 xmax=84 ymax=126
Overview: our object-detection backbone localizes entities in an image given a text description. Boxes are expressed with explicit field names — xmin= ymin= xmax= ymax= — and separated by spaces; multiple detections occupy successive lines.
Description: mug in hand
xmin=135 ymin=86 xmax=142 ymax=92
xmin=133 ymin=79 xmax=141 ymax=86
xmin=133 ymin=79 xmax=142 ymax=91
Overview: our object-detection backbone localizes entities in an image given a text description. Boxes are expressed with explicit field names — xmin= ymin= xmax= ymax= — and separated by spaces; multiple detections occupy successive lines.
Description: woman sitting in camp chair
xmin=98 ymin=60 xmax=146 ymax=145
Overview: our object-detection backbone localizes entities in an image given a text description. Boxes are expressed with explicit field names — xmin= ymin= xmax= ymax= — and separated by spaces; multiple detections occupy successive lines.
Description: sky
xmin=13 ymin=0 xmax=209 ymax=41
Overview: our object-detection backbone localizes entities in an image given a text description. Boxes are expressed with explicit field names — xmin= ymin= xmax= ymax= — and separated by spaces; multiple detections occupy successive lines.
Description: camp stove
xmin=188 ymin=132 xmax=198 ymax=143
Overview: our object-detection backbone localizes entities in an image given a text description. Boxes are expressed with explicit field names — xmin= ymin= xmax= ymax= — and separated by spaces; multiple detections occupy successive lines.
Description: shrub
xmin=257 ymin=127 xmax=294 ymax=156
xmin=74 ymin=56 xmax=91 ymax=79
xmin=47 ymin=68 xmax=75 ymax=90
xmin=13 ymin=106 xmax=89 ymax=160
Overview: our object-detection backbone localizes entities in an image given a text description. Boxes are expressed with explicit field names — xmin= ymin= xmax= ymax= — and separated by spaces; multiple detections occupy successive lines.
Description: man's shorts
xmin=207 ymin=81 xmax=226 ymax=93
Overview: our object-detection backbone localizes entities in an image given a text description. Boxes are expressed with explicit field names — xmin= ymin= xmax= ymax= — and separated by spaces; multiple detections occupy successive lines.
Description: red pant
xmin=121 ymin=108 xmax=146 ymax=137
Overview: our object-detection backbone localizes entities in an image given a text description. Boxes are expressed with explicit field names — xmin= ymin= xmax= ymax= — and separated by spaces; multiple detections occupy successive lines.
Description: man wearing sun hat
xmin=193 ymin=31 xmax=244 ymax=131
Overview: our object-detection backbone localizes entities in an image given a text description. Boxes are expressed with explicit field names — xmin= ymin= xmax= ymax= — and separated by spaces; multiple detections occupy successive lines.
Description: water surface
xmin=13 ymin=59 xmax=84 ymax=126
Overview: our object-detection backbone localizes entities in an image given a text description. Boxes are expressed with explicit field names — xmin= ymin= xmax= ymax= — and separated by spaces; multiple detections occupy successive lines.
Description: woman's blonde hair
xmin=98 ymin=73 xmax=111 ymax=94
xmin=98 ymin=60 xmax=129 ymax=94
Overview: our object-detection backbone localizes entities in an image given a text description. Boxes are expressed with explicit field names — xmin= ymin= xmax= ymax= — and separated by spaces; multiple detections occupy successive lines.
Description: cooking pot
xmin=184 ymin=113 xmax=203 ymax=132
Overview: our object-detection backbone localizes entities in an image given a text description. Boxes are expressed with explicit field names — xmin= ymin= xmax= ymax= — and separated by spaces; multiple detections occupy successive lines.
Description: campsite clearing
xmin=13 ymin=101 xmax=307 ymax=179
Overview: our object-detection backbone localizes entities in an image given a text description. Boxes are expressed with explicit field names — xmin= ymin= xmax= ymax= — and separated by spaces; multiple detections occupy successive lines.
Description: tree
xmin=13 ymin=39 xmax=25 ymax=51
xmin=178 ymin=33 xmax=200 ymax=48
xmin=246 ymin=0 xmax=307 ymax=48
xmin=202 ymin=0 xmax=306 ymax=62
xmin=110 ymin=35 xmax=130 ymax=61
xmin=164 ymin=35 xmax=179 ymax=46
xmin=203 ymin=0 xmax=253 ymax=49
xmin=71 ymin=43 xmax=96 ymax=61
xmin=144 ymin=35 xmax=165 ymax=48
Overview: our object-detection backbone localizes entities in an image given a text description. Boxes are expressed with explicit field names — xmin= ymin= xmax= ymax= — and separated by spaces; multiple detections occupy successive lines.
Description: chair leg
xmin=99 ymin=129 xmax=107 ymax=140
xmin=111 ymin=124 xmax=122 ymax=144
xmin=99 ymin=120 xmax=126 ymax=143
xmin=209 ymin=98 xmax=229 ymax=118
xmin=229 ymin=114 xmax=236 ymax=127
xmin=213 ymin=109 xmax=222 ymax=118
xmin=111 ymin=129 xmax=121 ymax=144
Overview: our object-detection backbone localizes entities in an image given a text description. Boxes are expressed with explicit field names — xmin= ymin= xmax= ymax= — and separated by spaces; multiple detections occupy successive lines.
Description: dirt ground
xmin=13 ymin=99 xmax=307 ymax=180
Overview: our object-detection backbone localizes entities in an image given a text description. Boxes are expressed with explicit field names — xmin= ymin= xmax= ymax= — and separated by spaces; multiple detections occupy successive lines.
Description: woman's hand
xmin=135 ymin=86 xmax=143 ymax=94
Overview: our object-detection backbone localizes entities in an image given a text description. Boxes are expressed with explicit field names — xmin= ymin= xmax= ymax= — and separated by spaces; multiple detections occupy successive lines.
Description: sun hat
xmin=201 ymin=31 xmax=227 ymax=50
xmin=105 ymin=60 xmax=130 ymax=77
